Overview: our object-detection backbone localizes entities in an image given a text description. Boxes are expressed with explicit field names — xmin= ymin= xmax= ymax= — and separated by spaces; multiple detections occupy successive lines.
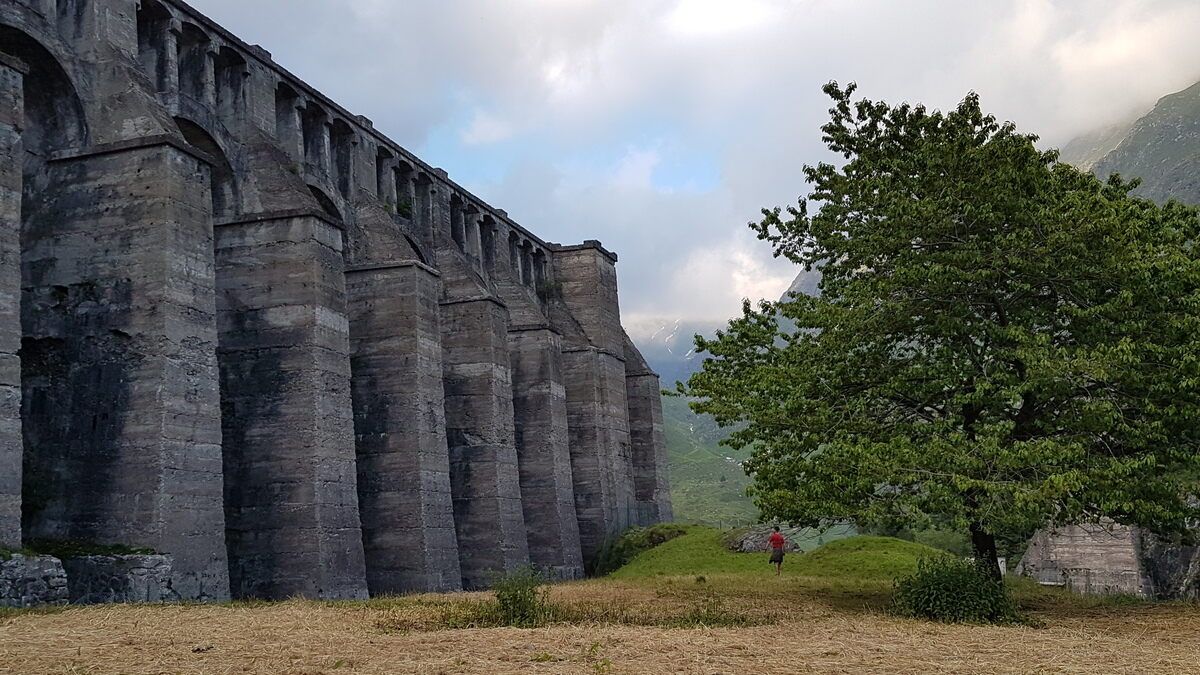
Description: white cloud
xmin=186 ymin=0 xmax=1200 ymax=328
xmin=664 ymin=0 xmax=781 ymax=37
xmin=460 ymin=110 xmax=516 ymax=145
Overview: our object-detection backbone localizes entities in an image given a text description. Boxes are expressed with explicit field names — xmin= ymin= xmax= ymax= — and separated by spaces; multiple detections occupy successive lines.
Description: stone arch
xmin=480 ymin=215 xmax=497 ymax=271
xmin=178 ymin=22 xmax=211 ymax=105
xmin=55 ymin=0 xmax=87 ymax=41
xmin=273 ymin=81 xmax=301 ymax=160
xmin=0 ymin=25 xmax=89 ymax=179
xmin=136 ymin=0 xmax=172 ymax=92
xmin=507 ymin=231 xmax=521 ymax=280
xmin=393 ymin=159 xmax=415 ymax=218
xmin=308 ymin=184 xmax=342 ymax=222
xmin=174 ymin=116 xmax=238 ymax=220
xmin=2 ymin=24 xmax=93 ymax=539
xmin=330 ymin=118 xmax=355 ymax=200
xmin=449 ymin=193 xmax=465 ymax=250
xmin=213 ymin=46 xmax=247 ymax=124
xmin=301 ymin=103 xmax=329 ymax=174
xmin=375 ymin=146 xmax=393 ymax=203
xmin=532 ymin=248 xmax=547 ymax=288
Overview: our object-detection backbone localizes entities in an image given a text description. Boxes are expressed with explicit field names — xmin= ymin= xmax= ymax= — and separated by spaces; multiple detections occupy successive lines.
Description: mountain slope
xmin=1070 ymin=81 xmax=1200 ymax=204
xmin=661 ymin=395 xmax=757 ymax=527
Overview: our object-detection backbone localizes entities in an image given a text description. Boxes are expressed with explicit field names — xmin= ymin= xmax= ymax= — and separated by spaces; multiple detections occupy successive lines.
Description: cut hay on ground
xmin=2 ymin=578 xmax=1199 ymax=674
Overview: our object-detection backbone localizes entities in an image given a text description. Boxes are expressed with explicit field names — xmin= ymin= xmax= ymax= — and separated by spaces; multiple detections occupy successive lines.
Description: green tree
xmin=682 ymin=82 xmax=1200 ymax=579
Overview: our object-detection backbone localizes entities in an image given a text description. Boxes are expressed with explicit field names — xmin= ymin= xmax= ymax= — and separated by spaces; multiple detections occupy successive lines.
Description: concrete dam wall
xmin=0 ymin=0 xmax=672 ymax=601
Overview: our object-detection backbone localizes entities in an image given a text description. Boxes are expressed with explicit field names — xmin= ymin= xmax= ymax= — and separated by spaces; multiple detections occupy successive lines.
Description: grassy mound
xmin=612 ymin=527 xmax=941 ymax=581
xmin=590 ymin=523 xmax=689 ymax=576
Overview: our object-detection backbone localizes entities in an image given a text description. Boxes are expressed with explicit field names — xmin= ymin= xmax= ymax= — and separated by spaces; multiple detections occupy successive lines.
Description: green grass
xmin=611 ymin=526 xmax=940 ymax=581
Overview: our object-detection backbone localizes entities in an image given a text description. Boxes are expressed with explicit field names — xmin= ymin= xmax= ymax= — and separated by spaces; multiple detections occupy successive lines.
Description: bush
xmin=492 ymin=566 xmax=550 ymax=628
xmin=892 ymin=555 xmax=1023 ymax=625
xmin=589 ymin=524 xmax=689 ymax=576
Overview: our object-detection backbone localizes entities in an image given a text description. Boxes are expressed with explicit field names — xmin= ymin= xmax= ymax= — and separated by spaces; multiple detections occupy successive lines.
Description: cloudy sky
xmin=193 ymin=0 xmax=1200 ymax=339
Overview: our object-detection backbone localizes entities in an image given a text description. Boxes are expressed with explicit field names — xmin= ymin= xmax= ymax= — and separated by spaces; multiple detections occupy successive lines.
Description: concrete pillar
xmin=553 ymin=242 xmax=636 ymax=562
xmin=347 ymin=261 xmax=462 ymax=593
xmin=624 ymin=358 xmax=673 ymax=526
xmin=0 ymin=56 xmax=24 ymax=551
xmin=216 ymin=213 xmax=367 ymax=601
xmin=509 ymin=327 xmax=584 ymax=580
xmin=19 ymin=140 xmax=229 ymax=601
xmin=441 ymin=297 xmax=530 ymax=589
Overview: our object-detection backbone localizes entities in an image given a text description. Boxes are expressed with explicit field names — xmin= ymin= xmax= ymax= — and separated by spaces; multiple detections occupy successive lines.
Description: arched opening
xmin=449 ymin=195 xmax=466 ymax=251
xmin=463 ymin=204 xmax=480 ymax=259
xmin=532 ymin=248 xmax=547 ymax=288
xmin=174 ymin=117 xmax=237 ymax=220
xmin=302 ymin=104 xmax=329 ymax=175
xmin=273 ymin=82 xmax=301 ymax=161
xmin=520 ymin=240 xmax=534 ymax=287
xmin=393 ymin=160 xmax=415 ymax=219
xmin=330 ymin=119 xmax=355 ymax=200
xmin=308 ymin=185 xmax=342 ymax=223
xmin=414 ymin=172 xmax=434 ymax=241
xmin=2 ymin=26 xmax=91 ymax=541
xmin=480 ymin=216 xmax=496 ymax=271
xmin=375 ymin=146 xmax=394 ymax=203
xmin=178 ymin=23 xmax=211 ymax=105
xmin=136 ymin=0 xmax=172 ymax=92
xmin=213 ymin=47 xmax=247 ymax=124
xmin=507 ymin=231 xmax=521 ymax=281
xmin=56 ymin=0 xmax=87 ymax=41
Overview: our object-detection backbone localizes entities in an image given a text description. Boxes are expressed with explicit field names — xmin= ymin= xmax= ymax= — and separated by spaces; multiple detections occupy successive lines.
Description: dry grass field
xmin=3 ymin=531 xmax=1198 ymax=674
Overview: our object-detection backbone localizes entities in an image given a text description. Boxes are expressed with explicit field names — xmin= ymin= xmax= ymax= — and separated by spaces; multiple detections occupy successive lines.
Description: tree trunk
xmin=970 ymin=522 xmax=1003 ymax=582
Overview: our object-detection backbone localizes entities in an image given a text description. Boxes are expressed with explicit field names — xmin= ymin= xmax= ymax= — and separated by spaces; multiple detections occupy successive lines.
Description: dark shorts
xmin=770 ymin=548 xmax=784 ymax=564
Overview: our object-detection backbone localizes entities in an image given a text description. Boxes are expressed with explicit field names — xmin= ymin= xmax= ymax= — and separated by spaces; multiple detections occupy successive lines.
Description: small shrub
xmin=892 ymin=555 xmax=1023 ymax=625
xmin=493 ymin=566 xmax=550 ymax=628
xmin=589 ymin=524 xmax=689 ymax=576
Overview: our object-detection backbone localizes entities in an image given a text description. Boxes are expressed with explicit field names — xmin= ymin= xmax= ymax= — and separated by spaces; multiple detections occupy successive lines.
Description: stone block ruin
xmin=1016 ymin=523 xmax=1199 ymax=600
xmin=0 ymin=0 xmax=672 ymax=603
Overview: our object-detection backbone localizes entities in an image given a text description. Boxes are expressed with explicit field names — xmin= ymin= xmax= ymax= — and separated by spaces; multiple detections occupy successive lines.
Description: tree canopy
xmin=681 ymin=82 xmax=1200 ymax=576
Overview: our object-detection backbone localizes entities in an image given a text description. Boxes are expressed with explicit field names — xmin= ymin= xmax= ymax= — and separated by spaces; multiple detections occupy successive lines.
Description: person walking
xmin=768 ymin=525 xmax=786 ymax=576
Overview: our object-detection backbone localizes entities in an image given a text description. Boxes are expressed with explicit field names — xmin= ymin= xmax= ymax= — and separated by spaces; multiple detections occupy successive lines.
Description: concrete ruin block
xmin=62 ymin=554 xmax=178 ymax=605
xmin=0 ymin=55 xmax=23 ymax=551
xmin=347 ymin=261 xmax=462 ymax=594
xmin=1018 ymin=522 xmax=1200 ymax=599
xmin=217 ymin=214 xmax=367 ymax=600
xmin=441 ymin=297 xmax=530 ymax=588
xmin=0 ymin=554 xmax=67 ymax=608
xmin=509 ymin=327 xmax=584 ymax=580
xmin=19 ymin=142 xmax=229 ymax=602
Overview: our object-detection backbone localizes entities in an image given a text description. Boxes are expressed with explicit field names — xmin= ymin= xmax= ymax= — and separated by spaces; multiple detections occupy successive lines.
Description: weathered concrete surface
xmin=553 ymin=243 xmax=637 ymax=563
xmin=1 ymin=0 xmax=669 ymax=603
xmin=0 ymin=554 xmax=67 ymax=608
xmin=440 ymin=292 xmax=531 ymax=589
xmin=509 ymin=327 xmax=584 ymax=580
xmin=217 ymin=214 xmax=367 ymax=600
xmin=19 ymin=144 xmax=229 ymax=602
xmin=62 ymin=554 xmax=178 ymax=605
xmin=1018 ymin=523 xmax=1200 ymax=599
xmin=624 ymin=338 xmax=673 ymax=526
xmin=0 ymin=54 xmax=23 ymax=551
xmin=348 ymin=261 xmax=462 ymax=594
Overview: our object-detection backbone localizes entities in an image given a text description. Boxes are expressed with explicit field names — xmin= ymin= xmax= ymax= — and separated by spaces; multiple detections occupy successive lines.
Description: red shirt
xmin=768 ymin=532 xmax=785 ymax=550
